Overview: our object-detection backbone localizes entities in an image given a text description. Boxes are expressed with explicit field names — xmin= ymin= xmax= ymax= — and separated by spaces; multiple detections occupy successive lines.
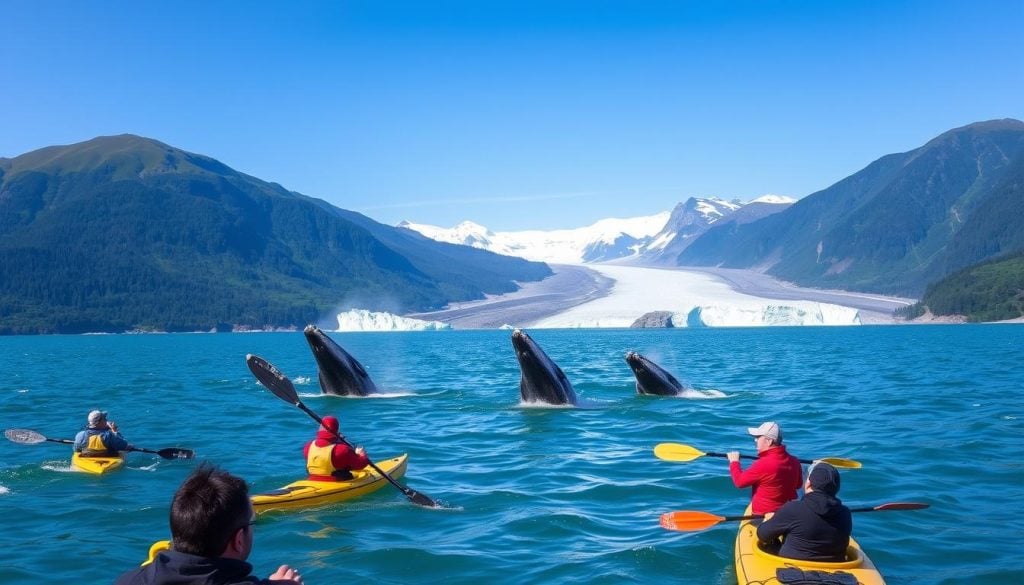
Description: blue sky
xmin=3 ymin=1 xmax=1022 ymax=231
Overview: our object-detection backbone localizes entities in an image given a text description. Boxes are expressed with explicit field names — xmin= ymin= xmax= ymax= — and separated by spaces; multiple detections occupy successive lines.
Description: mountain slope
xmin=0 ymin=135 xmax=550 ymax=334
xmin=678 ymin=119 xmax=1024 ymax=295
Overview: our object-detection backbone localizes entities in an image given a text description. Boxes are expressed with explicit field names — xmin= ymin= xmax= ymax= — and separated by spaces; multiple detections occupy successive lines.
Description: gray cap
xmin=87 ymin=410 xmax=108 ymax=428
xmin=747 ymin=421 xmax=783 ymax=442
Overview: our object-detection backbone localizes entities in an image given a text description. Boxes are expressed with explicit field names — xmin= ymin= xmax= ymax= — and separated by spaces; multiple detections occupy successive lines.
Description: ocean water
xmin=1 ymin=326 xmax=1021 ymax=584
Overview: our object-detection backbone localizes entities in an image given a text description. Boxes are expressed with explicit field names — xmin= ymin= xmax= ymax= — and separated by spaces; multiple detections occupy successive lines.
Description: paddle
xmin=4 ymin=428 xmax=194 ymax=460
xmin=660 ymin=502 xmax=929 ymax=532
xmin=654 ymin=442 xmax=862 ymax=469
xmin=245 ymin=353 xmax=442 ymax=509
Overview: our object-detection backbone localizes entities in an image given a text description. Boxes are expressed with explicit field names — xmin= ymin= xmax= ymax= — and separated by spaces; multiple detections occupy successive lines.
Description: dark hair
xmin=169 ymin=463 xmax=251 ymax=557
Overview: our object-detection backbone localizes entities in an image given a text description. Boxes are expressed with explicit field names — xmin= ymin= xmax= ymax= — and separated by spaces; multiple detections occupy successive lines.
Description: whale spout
xmin=624 ymin=351 xmax=685 ymax=396
xmin=511 ymin=329 xmax=577 ymax=406
xmin=304 ymin=325 xmax=378 ymax=396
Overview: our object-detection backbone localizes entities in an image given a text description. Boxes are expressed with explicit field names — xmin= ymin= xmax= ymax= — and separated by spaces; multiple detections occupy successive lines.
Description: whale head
xmin=304 ymin=325 xmax=378 ymax=396
xmin=511 ymin=329 xmax=577 ymax=406
xmin=624 ymin=351 xmax=684 ymax=396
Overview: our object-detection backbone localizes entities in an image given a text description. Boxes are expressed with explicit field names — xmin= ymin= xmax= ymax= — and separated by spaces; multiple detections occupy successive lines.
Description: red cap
xmin=320 ymin=416 xmax=339 ymax=433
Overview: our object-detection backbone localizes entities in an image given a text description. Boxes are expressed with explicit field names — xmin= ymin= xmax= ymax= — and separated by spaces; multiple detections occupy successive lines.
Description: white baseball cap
xmin=747 ymin=421 xmax=782 ymax=442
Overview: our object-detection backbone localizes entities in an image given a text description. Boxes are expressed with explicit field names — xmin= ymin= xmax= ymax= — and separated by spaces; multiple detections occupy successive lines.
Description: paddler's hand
xmin=355 ymin=446 xmax=366 ymax=456
xmin=108 ymin=421 xmax=119 ymax=433
xmin=726 ymin=451 xmax=740 ymax=463
xmin=268 ymin=564 xmax=303 ymax=584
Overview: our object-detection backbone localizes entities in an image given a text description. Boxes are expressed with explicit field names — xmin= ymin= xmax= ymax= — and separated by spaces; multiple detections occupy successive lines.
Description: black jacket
xmin=755 ymin=490 xmax=853 ymax=562
xmin=114 ymin=550 xmax=270 ymax=585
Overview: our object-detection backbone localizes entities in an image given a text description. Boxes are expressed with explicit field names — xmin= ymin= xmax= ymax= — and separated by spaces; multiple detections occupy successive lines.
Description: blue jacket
xmin=73 ymin=428 xmax=129 ymax=454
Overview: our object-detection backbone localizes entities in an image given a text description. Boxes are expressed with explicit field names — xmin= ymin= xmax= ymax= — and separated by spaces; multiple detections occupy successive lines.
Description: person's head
xmin=316 ymin=415 xmax=340 ymax=440
xmin=747 ymin=421 xmax=783 ymax=453
xmin=170 ymin=463 xmax=254 ymax=560
xmin=805 ymin=462 xmax=841 ymax=497
xmin=87 ymin=410 xmax=109 ymax=430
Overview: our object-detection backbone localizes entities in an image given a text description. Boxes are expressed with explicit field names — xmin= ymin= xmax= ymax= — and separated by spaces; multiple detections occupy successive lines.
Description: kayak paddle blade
xmin=653 ymin=443 xmax=705 ymax=462
xmin=4 ymin=428 xmax=47 ymax=444
xmin=872 ymin=502 xmax=930 ymax=511
xmin=660 ymin=511 xmax=726 ymax=532
xmin=246 ymin=354 xmax=301 ymax=405
xmin=816 ymin=457 xmax=863 ymax=469
xmin=156 ymin=447 xmax=195 ymax=460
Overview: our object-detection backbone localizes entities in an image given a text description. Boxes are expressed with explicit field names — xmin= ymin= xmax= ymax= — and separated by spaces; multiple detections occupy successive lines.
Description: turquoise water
xmin=1 ymin=326 xmax=1022 ymax=584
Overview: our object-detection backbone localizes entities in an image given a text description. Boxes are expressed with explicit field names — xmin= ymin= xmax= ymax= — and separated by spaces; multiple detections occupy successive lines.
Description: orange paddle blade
xmin=659 ymin=510 xmax=726 ymax=532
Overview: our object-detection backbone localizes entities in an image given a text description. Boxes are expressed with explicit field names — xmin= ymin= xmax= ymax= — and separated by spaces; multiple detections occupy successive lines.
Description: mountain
xmin=640 ymin=196 xmax=793 ymax=264
xmin=677 ymin=119 xmax=1024 ymax=296
xmin=399 ymin=213 xmax=670 ymax=264
xmin=0 ymin=135 xmax=551 ymax=334
xmin=399 ymin=196 xmax=793 ymax=265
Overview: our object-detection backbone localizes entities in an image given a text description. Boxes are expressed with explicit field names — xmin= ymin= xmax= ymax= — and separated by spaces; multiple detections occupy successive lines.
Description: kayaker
xmin=114 ymin=463 xmax=304 ymax=585
xmin=726 ymin=421 xmax=802 ymax=514
xmin=304 ymin=415 xmax=370 ymax=481
xmin=755 ymin=462 xmax=853 ymax=562
xmin=73 ymin=410 xmax=131 ymax=456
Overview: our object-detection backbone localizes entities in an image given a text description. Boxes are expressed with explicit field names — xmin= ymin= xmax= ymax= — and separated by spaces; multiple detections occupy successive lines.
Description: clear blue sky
xmin=3 ymin=1 xmax=1022 ymax=231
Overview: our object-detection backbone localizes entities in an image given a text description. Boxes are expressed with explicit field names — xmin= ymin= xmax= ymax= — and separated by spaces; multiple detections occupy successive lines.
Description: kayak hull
xmin=734 ymin=504 xmax=885 ymax=585
xmin=251 ymin=454 xmax=408 ymax=513
xmin=72 ymin=452 xmax=126 ymax=474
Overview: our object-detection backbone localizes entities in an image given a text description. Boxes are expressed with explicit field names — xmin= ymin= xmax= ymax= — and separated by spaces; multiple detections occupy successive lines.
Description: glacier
xmin=335 ymin=309 xmax=452 ymax=332
xmin=534 ymin=301 xmax=860 ymax=328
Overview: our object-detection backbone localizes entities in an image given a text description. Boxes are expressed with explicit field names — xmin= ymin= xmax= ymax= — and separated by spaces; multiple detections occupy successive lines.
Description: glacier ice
xmin=335 ymin=309 xmax=452 ymax=332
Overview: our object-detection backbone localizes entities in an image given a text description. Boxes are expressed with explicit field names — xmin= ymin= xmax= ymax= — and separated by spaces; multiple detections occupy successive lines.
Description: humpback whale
xmin=511 ymin=329 xmax=578 ymax=405
xmin=624 ymin=351 xmax=685 ymax=396
xmin=304 ymin=325 xmax=378 ymax=396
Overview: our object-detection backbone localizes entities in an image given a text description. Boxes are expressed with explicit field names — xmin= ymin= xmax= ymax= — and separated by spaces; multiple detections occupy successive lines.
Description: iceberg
xmin=335 ymin=309 xmax=452 ymax=332
xmin=683 ymin=303 xmax=861 ymax=327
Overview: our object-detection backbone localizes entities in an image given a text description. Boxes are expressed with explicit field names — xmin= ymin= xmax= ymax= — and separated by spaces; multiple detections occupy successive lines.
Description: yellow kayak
xmin=734 ymin=505 xmax=885 ymax=585
xmin=251 ymin=454 xmax=408 ymax=513
xmin=72 ymin=452 xmax=126 ymax=474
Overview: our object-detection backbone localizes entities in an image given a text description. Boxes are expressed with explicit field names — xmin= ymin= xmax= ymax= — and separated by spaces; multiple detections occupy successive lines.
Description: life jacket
xmin=82 ymin=431 xmax=115 ymax=456
xmin=306 ymin=442 xmax=344 ymax=480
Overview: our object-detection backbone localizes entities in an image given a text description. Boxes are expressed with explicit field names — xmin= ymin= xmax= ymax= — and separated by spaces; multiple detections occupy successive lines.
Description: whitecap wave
xmin=677 ymin=388 xmax=729 ymax=399
xmin=0 ymin=485 xmax=10 ymax=495
xmin=41 ymin=463 xmax=77 ymax=473
xmin=293 ymin=376 xmax=312 ymax=385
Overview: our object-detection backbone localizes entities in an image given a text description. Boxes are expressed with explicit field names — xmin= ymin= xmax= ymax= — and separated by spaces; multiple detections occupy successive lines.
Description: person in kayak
xmin=115 ymin=463 xmax=303 ymax=585
xmin=304 ymin=415 xmax=369 ymax=481
xmin=73 ymin=410 xmax=131 ymax=456
xmin=755 ymin=462 xmax=853 ymax=562
xmin=727 ymin=421 xmax=802 ymax=514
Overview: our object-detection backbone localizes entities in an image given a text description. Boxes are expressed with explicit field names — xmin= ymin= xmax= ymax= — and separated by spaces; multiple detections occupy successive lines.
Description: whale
xmin=304 ymin=325 xmax=378 ymax=396
xmin=624 ymin=351 xmax=685 ymax=396
xmin=511 ymin=329 xmax=578 ymax=406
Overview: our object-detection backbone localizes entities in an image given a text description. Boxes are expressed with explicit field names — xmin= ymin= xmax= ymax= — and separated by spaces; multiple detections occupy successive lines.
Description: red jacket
xmin=303 ymin=428 xmax=370 ymax=482
xmin=729 ymin=445 xmax=802 ymax=514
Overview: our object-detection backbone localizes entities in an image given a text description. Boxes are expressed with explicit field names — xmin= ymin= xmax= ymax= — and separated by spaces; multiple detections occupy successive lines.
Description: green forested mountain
xmin=0 ymin=135 xmax=551 ymax=334
xmin=678 ymin=119 xmax=1024 ymax=296
xmin=899 ymin=252 xmax=1024 ymax=322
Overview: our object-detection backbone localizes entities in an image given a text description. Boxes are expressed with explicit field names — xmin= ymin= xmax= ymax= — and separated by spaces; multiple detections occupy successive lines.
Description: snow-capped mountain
xmin=398 ymin=195 xmax=794 ymax=265
xmin=399 ymin=213 xmax=670 ymax=264
xmin=641 ymin=195 xmax=794 ymax=264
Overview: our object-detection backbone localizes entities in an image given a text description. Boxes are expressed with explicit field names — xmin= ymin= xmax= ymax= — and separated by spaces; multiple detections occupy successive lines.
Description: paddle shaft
xmin=705 ymin=450 xmax=820 ymax=466
xmin=293 ymin=398 xmax=425 ymax=503
xmin=43 ymin=436 xmax=189 ymax=459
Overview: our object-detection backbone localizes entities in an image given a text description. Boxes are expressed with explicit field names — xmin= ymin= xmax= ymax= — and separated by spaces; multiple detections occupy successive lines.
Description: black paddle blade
xmin=157 ymin=447 xmax=195 ymax=460
xmin=873 ymin=502 xmax=930 ymax=511
xmin=403 ymin=486 xmax=441 ymax=508
xmin=5 ymin=429 xmax=46 ymax=444
xmin=246 ymin=354 xmax=300 ymax=404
